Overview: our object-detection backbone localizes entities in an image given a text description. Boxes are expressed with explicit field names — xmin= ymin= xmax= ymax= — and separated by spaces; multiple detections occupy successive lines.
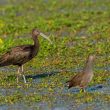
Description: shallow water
xmin=0 ymin=67 xmax=110 ymax=110
xmin=0 ymin=86 xmax=110 ymax=110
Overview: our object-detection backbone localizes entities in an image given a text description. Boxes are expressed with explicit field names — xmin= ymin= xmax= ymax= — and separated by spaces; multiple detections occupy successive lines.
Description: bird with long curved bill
xmin=0 ymin=29 xmax=52 ymax=83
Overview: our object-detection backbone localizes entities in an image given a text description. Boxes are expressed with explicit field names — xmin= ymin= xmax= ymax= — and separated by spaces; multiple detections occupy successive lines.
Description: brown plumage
xmin=0 ymin=29 xmax=52 ymax=83
xmin=66 ymin=55 xmax=95 ymax=92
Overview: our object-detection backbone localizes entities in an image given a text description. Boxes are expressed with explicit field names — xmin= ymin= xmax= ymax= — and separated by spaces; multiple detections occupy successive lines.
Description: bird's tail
xmin=0 ymin=56 xmax=6 ymax=67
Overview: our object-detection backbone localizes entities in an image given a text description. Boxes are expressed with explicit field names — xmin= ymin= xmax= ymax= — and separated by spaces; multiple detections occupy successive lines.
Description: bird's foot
xmin=80 ymin=88 xmax=86 ymax=93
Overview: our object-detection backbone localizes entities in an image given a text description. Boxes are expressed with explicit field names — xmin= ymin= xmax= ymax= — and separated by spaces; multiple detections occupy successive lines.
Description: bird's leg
xmin=79 ymin=86 xmax=86 ymax=93
xmin=82 ymin=88 xmax=86 ymax=92
xmin=21 ymin=65 xmax=27 ymax=83
xmin=17 ymin=67 xmax=21 ymax=83
xmin=80 ymin=88 xmax=86 ymax=93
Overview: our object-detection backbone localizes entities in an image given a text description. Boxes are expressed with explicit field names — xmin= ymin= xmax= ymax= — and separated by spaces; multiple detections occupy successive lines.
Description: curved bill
xmin=40 ymin=32 xmax=52 ymax=44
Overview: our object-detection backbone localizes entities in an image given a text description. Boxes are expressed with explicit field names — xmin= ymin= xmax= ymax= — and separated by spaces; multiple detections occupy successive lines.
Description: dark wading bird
xmin=66 ymin=55 xmax=95 ymax=92
xmin=0 ymin=29 xmax=52 ymax=83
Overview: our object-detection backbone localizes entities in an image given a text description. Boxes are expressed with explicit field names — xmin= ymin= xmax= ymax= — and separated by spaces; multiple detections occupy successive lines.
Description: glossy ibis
xmin=0 ymin=29 xmax=52 ymax=83
xmin=66 ymin=55 xmax=95 ymax=92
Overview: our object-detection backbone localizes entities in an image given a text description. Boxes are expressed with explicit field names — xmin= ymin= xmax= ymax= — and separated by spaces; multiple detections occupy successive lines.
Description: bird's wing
xmin=80 ymin=73 xmax=93 ymax=87
xmin=0 ymin=45 xmax=32 ymax=66
xmin=67 ymin=73 xmax=83 ymax=88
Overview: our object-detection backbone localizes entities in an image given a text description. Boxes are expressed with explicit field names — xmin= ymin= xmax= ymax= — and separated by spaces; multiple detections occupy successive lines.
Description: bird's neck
xmin=83 ymin=60 xmax=93 ymax=73
xmin=33 ymin=36 xmax=39 ymax=48
xmin=31 ymin=36 xmax=39 ymax=56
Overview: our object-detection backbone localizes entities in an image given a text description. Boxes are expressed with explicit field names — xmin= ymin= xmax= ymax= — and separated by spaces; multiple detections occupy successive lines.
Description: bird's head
xmin=32 ymin=29 xmax=52 ymax=44
xmin=32 ymin=29 xmax=40 ymax=37
xmin=88 ymin=54 xmax=95 ymax=61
